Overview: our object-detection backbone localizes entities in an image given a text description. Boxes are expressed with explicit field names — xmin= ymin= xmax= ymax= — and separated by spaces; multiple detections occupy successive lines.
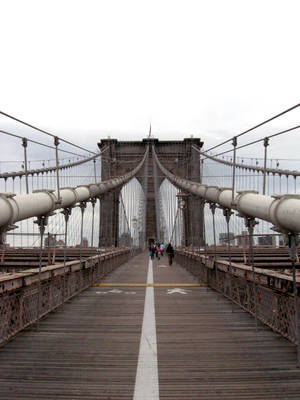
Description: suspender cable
xmin=209 ymin=203 xmax=218 ymax=289
xmin=245 ymin=217 xmax=259 ymax=332
xmin=231 ymin=137 xmax=237 ymax=205
xmin=263 ymin=138 xmax=269 ymax=195
xmin=224 ymin=208 xmax=233 ymax=301
xmin=22 ymin=138 xmax=29 ymax=194
xmin=79 ymin=202 xmax=87 ymax=265
xmin=91 ymin=198 xmax=96 ymax=247
xmin=54 ymin=137 xmax=61 ymax=204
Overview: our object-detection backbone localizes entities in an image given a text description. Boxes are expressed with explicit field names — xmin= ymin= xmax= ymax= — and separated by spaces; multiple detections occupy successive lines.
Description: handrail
xmin=193 ymin=146 xmax=300 ymax=178
xmin=0 ymin=147 xmax=109 ymax=180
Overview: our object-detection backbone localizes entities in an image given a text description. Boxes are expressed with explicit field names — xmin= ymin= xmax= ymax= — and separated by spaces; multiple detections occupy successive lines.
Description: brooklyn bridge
xmin=1 ymin=108 xmax=300 ymax=399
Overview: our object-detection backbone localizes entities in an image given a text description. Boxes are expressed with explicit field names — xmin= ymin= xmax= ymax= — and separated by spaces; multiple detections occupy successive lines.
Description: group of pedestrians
xmin=148 ymin=242 xmax=174 ymax=265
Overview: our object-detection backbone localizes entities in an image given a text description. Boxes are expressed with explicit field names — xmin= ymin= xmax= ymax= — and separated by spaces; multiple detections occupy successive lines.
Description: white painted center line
xmin=133 ymin=259 xmax=159 ymax=400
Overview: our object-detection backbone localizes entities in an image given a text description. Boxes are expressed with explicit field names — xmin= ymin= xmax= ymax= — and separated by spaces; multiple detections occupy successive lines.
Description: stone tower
xmin=97 ymin=138 xmax=204 ymax=247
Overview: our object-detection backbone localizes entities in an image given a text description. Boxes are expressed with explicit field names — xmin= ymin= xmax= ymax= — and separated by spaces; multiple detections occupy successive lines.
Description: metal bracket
xmin=90 ymin=197 xmax=97 ymax=207
xmin=209 ymin=202 xmax=217 ymax=215
xmin=54 ymin=136 xmax=60 ymax=147
xmin=79 ymin=201 xmax=87 ymax=214
xmin=61 ymin=207 xmax=72 ymax=223
xmin=223 ymin=208 xmax=233 ymax=224
xmin=264 ymin=137 xmax=269 ymax=148
xmin=34 ymin=215 xmax=49 ymax=235
xmin=244 ymin=216 xmax=258 ymax=232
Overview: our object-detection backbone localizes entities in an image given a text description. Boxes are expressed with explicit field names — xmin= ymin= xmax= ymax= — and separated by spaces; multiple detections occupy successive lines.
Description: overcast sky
xmin=1 ymin=0 xmax=300 ymax=161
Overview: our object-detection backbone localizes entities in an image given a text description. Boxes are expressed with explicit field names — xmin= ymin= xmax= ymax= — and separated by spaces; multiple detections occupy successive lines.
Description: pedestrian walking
xmin=157 ymin=246 xmax=162 ymax=260
xmin=149 ymin=244 xmax=155 ymax=260
xmin=156 ymin=243 xmax=160 ymax=258
xmin=166 ymin=243 xmax=174 ymax=265
xmin=160 ymin=243 xmax=165 ymax=256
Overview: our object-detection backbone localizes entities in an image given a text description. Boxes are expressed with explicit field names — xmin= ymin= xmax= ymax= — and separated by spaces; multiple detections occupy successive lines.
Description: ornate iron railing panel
xmin=175 ymin=249 xmax=299 ymax=344
xmin=0 ymin=248 xmax=131 ymax=345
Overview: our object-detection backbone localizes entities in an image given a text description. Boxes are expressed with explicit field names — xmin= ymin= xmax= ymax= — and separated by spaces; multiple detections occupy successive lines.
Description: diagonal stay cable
xmin=204 ymin=102 xmax=300 ymax=153
xmin=198 ymin=124 xmax=300 ymax=160
xmin=0 ymin=129 xmax=86 ymax=157
xmin=0 ymin=130 xmax=107 ymax=178
xmin=0 ymin=110 xmax=97 ymax=154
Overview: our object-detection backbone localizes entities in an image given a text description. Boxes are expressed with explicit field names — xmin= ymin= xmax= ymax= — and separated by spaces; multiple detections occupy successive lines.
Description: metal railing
xmin=0 ymin=248 xmax=131 ymax=345
xmin=175 ymin=248 xmax=299 ymax=344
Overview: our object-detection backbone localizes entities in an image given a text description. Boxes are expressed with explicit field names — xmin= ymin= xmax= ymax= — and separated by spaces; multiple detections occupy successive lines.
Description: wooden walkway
xmin=0 ymin=252 xmax=300 ymax=399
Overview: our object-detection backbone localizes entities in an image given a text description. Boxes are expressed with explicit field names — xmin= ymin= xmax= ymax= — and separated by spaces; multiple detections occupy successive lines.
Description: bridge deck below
xmin=0 ymin=252 xmax=300 ymax=399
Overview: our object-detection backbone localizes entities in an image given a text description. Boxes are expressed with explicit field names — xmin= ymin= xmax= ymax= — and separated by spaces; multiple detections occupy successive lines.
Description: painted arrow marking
xmin=167 ymin=288 xmax=188 ymax=295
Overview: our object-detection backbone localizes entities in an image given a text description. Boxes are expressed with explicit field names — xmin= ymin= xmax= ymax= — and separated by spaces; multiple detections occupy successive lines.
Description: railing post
xmin=79 ymin=201 xmax=87 ymax=266
xmin=209 ymin=202 xmax=218 ymax=289
xmin=202 ymin=200 xmax=209 ymax=288
xmin=245 ymin=216 xmax=259 ymax=331
xmin=61 ymin=207 xmax=72 ymax=308
xmin=223 ymin=208 xmax=233 ymax=300
xmin=35 ymin=215 xmax=47 ymax=329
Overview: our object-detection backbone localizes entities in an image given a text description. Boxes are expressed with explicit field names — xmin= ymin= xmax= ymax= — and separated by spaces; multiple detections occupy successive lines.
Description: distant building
xmin=257 ymin=235 xmax=275 ymax=246
xmin=44 ymin=236 xmax=56 ymax=247
xmin=45 ymin=235 xmax=65 ymax=247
